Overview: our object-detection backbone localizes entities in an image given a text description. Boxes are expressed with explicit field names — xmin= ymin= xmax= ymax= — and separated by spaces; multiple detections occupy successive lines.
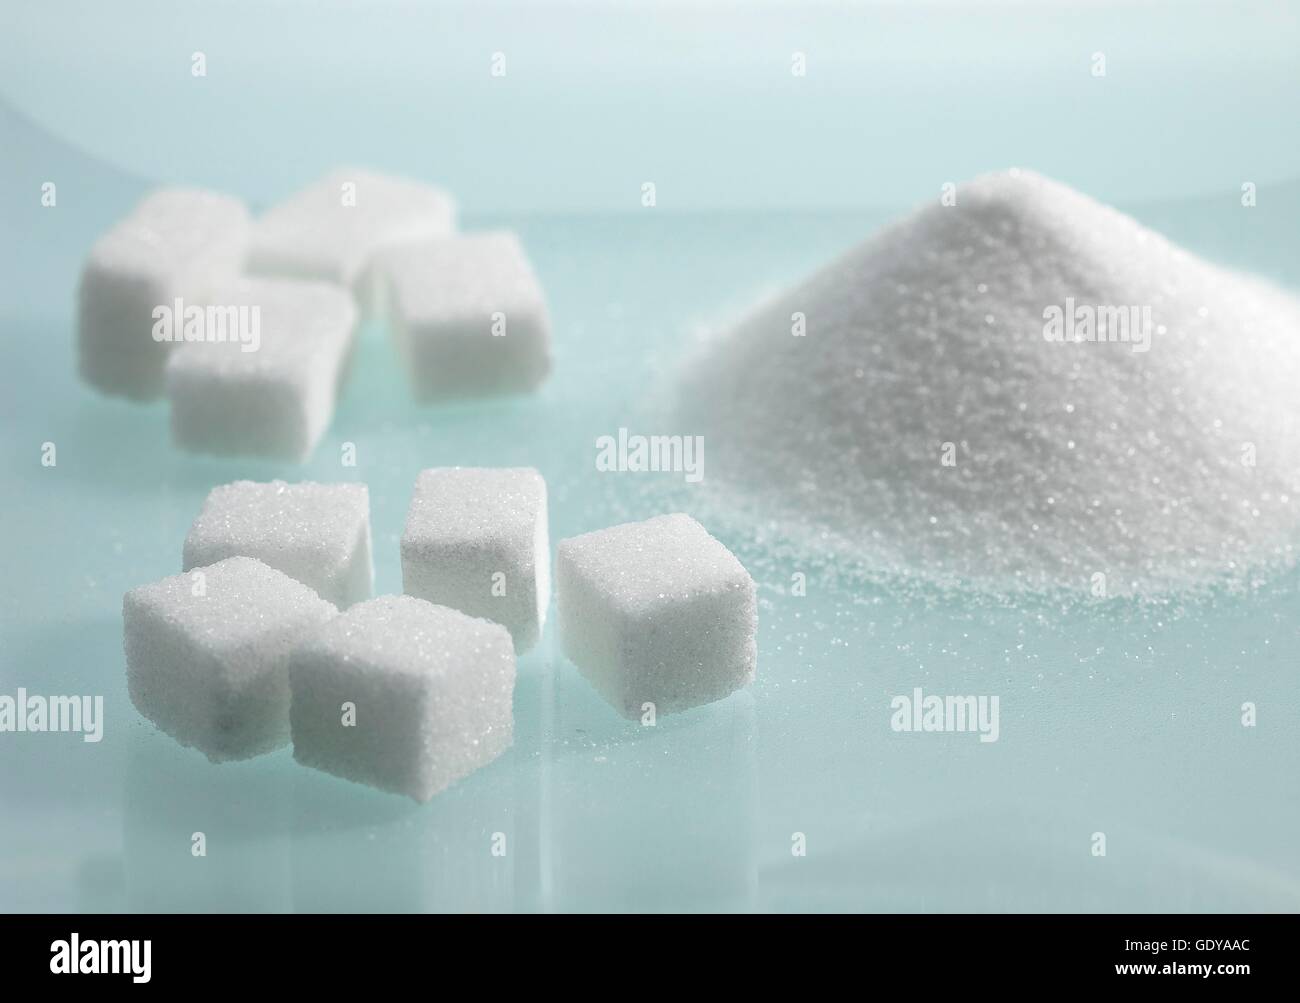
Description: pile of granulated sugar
xmin=678 ymin=169 xmax=1300 ymax=597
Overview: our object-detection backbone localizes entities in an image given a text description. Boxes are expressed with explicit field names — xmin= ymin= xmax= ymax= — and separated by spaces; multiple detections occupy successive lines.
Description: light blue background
xmin=1 ymin=1 xmax=1298 ymax=912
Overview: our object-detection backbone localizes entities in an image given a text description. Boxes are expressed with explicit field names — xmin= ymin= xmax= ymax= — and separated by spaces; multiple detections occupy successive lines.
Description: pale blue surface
xmin=1 ymin=1 xmax=1298 ymax=913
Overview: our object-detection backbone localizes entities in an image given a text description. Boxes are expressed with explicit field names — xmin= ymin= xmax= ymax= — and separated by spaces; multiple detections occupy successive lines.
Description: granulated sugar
xmin=678 ymin=170 xmax=1300 ymax=597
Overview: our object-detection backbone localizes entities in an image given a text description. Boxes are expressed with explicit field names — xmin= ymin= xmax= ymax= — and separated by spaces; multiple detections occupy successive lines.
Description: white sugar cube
xmin=165 ymin=277 xmax=357 ymax=461
xmin=556 ymin=514 xmax=757 ymax=719
xmin=249 ymin=168 xmax=456 ymax=313
xmin=184 ymin=480 xmax=373 ymax=609
xmin=400 ymin=467 xmax=549 ymax=652
xmin=123 ymin=556 xmax=337 ymax=762
xmin=382 ymin=232 xmax=551 ymax=401
xmin=78 ymin=188 xmax=251 ymax=400
xmin=288 ymin=595 xmax=516 ymax=801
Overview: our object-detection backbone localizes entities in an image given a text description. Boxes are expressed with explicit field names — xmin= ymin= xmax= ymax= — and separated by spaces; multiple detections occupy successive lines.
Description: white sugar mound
xmin=679 ymin=170 xmax=1300 ymax=597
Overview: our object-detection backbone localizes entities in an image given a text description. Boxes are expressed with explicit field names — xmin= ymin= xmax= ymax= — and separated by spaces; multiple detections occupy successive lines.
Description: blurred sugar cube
xmin=164 ymin=277 xmax=356 ymax=462
xmin=249 ymin=168 xmax=456 ymax=314
xmin=381 ymin=231 xmax=551 ymax=400
xmin=77 ymin=188 xmax=250 ymax=400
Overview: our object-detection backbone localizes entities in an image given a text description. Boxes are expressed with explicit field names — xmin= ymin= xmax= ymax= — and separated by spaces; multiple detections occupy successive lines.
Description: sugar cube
xmin=123 ymin=556 xmax=337 ymax=762
xmin=556 ymin=514 xmax=757 ymax=719
xmin=249 ymin=168 xmax=456 ymax=313
xmin=164 ymin=277 xmax=357 ymax=461
xmin=184 ymin=480 xmax=373 ymax=609
xmin=288 ymin=595 xmax=515 ymax=801
xmin=400 ymin=467 xmax=549 ymax=652
xmin=381 ymin=232 xmax=551 ymax=401
xmin=77 ymin=188 xmax=251 ymax=400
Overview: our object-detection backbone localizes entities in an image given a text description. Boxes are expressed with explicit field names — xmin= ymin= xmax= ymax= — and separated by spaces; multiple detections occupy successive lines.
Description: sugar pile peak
xmin=679 ymin=169 xmax=1300 ymax=597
